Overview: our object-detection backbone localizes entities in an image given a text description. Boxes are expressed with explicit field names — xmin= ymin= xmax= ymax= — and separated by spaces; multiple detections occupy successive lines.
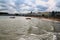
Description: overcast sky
xmin=0 ymin=0 xmax=60 ymax=13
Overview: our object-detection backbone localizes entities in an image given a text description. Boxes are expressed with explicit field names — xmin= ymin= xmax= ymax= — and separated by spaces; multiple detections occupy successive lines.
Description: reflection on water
xmin=0 ymin=16 xmax=57 ymax=40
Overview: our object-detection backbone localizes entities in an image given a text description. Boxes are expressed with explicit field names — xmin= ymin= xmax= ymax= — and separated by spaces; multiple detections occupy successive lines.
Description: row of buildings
xmin=0 ymin=11 xmax=60 ymax=18
xmin=37 ymin=11 xmax=60 ymax=18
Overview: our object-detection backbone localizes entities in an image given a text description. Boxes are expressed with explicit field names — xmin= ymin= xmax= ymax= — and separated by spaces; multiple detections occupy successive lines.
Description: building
xmin=51 ymin=11 xmax=60 ymax=18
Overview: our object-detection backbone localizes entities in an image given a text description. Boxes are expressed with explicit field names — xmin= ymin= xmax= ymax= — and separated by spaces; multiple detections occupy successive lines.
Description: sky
xmin=0 ymin=0 xmax=60 ymax=13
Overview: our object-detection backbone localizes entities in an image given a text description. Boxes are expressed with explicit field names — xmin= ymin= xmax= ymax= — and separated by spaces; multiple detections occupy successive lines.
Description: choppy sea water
xmin=0 ymin=16 xmax=58 ymax=40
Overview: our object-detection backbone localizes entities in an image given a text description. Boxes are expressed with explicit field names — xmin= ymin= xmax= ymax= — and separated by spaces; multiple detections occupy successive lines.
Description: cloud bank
xmin=0 ymin=0 xmax=60 ymax=13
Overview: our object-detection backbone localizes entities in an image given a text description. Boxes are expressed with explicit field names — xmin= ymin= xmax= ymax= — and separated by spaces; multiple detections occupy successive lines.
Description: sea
xmin=0 ymin=16 xmax=60 ymax=40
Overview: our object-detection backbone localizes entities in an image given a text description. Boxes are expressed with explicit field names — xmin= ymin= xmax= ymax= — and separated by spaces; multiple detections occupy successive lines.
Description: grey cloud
xmin=56 ymin=2 xmax=60 ymax=8
xmin=36 ymin=5 xmax=48 ymax=11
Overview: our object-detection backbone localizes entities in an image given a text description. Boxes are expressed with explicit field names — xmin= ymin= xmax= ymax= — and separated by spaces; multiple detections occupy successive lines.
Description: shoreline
xmin=27 ymin=16 xmax=60 ymax=22
xmin=0 ymin=16 xmax=60 ymax=22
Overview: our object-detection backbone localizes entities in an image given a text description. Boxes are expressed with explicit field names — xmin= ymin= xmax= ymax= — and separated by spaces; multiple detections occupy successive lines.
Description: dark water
xmin=0 ymin=16 xmax=59 ymax=40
